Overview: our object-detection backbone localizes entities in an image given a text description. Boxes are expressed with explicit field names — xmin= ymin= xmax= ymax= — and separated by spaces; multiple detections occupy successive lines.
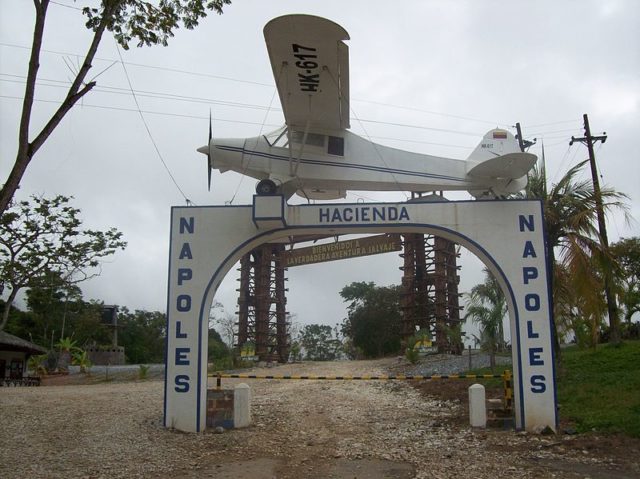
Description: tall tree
xmin=4 ymin=275 xmax=111 ymax=349
xmin=117 ymin=307 xmax=166 ymax=363
xmin=520 ymin=160 xmax=628 ymax=352
xmin=611 ymin=237 xmax=640 ymax=328
xmin=3 ymin=271 xmax=80 ymax=346
xmin=25 ymin=271 xmax=110 ymax=347
xmin=0 ymin=195 xmax=126 ymax=330
xmin=464 ymin=268 xmax=507 ymax=370
xmin=0 ymin=0 xmax=232 ymax=214
xmin=208 ymin=301 xmax=235 ymax=348
xmin=340 ymin=282 xmax=402 ymax=358
xmin=299 ymin=324 xmax=342 ymax=361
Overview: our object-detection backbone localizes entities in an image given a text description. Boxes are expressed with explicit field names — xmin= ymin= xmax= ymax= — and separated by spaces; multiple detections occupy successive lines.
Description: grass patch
xmin=463 ymin=366 xmax=510 ymax=389
xmin=464 ymin=341 xmax=640 ymax=437
xmin=207 ymin=356 xmax=255 ymax=374
xmin=557 ymin=340 xmax=640 ymax=437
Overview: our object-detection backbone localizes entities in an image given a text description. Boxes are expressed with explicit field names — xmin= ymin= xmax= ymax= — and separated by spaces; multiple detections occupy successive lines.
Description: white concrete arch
xmin=164 ymin=198 xmax=557 ymax=434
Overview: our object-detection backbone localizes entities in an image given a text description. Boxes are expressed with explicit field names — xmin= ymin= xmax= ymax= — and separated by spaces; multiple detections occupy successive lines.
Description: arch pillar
xmin=164 ymin=197 xmax=557 ymax=433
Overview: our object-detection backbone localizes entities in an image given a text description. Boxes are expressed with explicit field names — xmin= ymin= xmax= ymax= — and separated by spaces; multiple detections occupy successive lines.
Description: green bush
xmin=405 ymin=347 xmax=420 ymax=364
xmin=138 ymin=364 xmax=150 ymax=380
xmin=405 ymin=329 xmax=434 ymax=363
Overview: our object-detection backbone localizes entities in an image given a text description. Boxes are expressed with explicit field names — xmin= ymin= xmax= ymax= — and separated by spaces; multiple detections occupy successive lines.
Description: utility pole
xmin=570 ymin=113 xmax=621 ymax=344
xmin=515 ymin=122 xmax=537 ymax=152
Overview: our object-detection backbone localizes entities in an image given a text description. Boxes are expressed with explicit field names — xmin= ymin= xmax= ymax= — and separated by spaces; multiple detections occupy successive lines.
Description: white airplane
xmin=198 ymin=14 xmax=536 ymax=200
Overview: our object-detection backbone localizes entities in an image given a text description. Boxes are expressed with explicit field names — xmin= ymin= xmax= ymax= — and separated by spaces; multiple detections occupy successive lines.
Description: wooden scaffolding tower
xmin=236 ymin=243 xmax=290 ymax=363
xmin=235 ymin=230 xmax=463 ymax=362
xmin=399 ymin=233 xmax=463 ymax=354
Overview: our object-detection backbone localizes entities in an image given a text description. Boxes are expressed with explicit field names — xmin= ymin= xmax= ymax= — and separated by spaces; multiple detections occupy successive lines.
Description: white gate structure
xmin=164 ymin=197 xmax=557 ymax=433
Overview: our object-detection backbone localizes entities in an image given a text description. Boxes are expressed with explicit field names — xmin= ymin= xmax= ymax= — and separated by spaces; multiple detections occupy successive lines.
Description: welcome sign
xmin=281 ymin=234 xmax=401 ymax=267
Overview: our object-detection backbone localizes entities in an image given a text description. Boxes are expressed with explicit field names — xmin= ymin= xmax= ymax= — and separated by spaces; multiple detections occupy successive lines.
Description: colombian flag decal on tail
xmin=493 ymin=130 xmax=508 ymax=139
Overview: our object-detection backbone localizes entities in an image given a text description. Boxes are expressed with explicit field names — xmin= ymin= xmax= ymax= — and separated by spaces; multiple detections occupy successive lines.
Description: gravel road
xmin=1 ymin=358 xmax=638 ymax=479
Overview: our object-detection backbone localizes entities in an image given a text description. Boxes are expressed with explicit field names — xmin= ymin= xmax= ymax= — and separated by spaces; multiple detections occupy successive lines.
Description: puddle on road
xmin=171 ymin=457 xmax=415 ymax=478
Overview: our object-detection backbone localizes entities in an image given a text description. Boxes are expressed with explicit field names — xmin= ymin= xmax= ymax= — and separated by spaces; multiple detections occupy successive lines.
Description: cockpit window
xmin=264 ymin=128 xmax=343 ymax=156
xmin=264 ymin=127 xmax=289 ymax=148
xmin=291 ymin=131 xmax=325 ymax=148
xmin=328 ymin=136 xmax=344 ymax=156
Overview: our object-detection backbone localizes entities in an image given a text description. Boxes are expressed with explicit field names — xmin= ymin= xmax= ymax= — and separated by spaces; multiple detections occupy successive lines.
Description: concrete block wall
xmin=86 ymin=347 xmax=125 ymax=365
xmin=207 ymin=389 xmax=235 ymax=429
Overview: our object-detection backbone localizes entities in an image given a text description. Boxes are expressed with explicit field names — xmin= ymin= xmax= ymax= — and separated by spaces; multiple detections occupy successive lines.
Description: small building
xmin=0 ymin=330 xmax=47 ymax=386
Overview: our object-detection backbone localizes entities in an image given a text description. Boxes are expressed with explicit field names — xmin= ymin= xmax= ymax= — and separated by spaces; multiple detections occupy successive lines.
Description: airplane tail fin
xmin=466 ymin=128 xmax=522 ymax=164
xmin=465 ymin=128 xmax=537 ymax=198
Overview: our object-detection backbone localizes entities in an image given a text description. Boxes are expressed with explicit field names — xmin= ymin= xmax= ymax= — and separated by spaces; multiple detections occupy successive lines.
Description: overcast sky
xmin=1 ymin=1 xmax=638 ymax=341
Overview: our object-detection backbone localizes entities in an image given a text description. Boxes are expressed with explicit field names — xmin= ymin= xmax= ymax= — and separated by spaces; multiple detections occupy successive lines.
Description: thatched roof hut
xmin=0 ymin=331 xmax=48 ymax=355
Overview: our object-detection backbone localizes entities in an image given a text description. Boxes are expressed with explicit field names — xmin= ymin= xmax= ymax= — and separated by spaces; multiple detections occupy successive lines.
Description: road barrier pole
xmin=503 ymin=369 xmax=513 ymax=412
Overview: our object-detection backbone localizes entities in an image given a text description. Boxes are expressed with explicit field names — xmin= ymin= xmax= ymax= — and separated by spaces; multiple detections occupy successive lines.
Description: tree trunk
xmin=489 ymin=346 xmax=496 ymax=372
xmin=605 ymin=267 xmax=622 ymax=346
xmin=0 ymin=288 xmax=19 ymax=331
xmin=0 ymin=0 xmax=49 ymax=213
xmin=0 ymin=0 xmax=114 ymax=214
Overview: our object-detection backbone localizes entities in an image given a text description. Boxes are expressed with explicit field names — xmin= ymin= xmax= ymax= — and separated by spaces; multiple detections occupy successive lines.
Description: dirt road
xmin=1 ymin=359 xmax=638 ymax=478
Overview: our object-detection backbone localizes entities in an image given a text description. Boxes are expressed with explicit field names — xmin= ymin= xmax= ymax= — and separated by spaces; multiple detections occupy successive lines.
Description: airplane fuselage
xmin=203 ymin=127 xmax=532 ymax=199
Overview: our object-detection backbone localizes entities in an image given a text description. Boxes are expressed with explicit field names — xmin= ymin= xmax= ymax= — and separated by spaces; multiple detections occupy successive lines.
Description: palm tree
xmin=520 ymin=156 xmax=629 ymax=353
xmin=464 ymin=268 xmax=507 ymax=371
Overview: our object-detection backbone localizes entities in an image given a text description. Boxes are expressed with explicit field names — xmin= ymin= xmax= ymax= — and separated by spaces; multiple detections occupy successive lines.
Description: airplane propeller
xmin=207 ymin=110 xmax=213 ymax=191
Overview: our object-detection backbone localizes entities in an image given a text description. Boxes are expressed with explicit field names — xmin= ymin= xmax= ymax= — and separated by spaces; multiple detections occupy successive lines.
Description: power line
xmin=2 ymin=42 xmax=580 ymax=148
xmin=115 ymin=44 xmax=192 ymax=205
xmin=552 ymin=143 xmax=580 ymax=183
xmin=229 ymin=88 xmax=280 ymax=204
xmin=0 ymin=94 xmax=515 ymax=154
xmin=0 ymin=42 xmax=275 ymax=88
xmin=351 ymin=105 xmax=408 ymax=200
xmin=0 ymin=75 xmax=489 ymax=139
xmin=50 ymin=0 xmax=82 ymax=10
xmin=0 ymin=42 xmax=585 ymax=139
xmin=351 ymin=98 xmax=508 ymax=127
xmin=355 ymin=118 xmax=482 ymax=137
xmin=0 ymin=74 xmax=278 ymax=113
xmin=361 ymin=136 xmax=472 ymax=150
xmin=2 ymin=91 xmax=483 ymax=157
xmin=521 ymin=119 xmax=581 ymax=129
xmin=525 ymin=126 xmax=584 ymax=136
xmin=0 ymin=41 xmax=517 ymax=127
xmin=540 ymin=138 xmax=572 ymax=148
xmin=532 ymin=132 xmax=583 ymax=141
xmin=0 ymin=94 xmax=283 ymax=128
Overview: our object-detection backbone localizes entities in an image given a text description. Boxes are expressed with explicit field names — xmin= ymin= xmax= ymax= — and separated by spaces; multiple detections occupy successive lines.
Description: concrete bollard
xmin=234 ymin=383 xmax=251 ymax=428
xmin=468 ymin=383 xmax=487 ymax=428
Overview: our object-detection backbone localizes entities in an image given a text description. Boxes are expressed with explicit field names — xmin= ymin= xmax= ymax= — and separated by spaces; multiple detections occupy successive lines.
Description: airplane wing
xmin=264 ymin=14 xmax=350 ymax=132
